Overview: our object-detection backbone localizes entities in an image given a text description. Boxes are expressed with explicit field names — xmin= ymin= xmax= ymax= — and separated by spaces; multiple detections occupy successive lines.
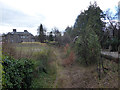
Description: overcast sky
xmin=0 ymin=0 xmax=119 ymax=35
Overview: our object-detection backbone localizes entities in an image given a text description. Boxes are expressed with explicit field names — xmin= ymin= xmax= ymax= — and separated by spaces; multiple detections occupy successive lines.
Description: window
xmin=21 ymin=36 xmax=26 ymax=38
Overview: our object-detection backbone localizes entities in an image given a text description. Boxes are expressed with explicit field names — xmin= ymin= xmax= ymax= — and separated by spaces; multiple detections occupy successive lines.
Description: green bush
xmin=103 ymin=37 xmax=120 ymax=51
xmin=30 ymin=48 xmax=57 ymax=88
xmin=102 ymin=40 xmax=111 ymax=49
xmin=75 ymin=28 xmax=101 ymax=66
xmin=2 ymin=43 xmax=57 ymax=88
xmin=33 ymin=49 xmax=50 ymax=73
xmin=2 ymin=55 xmax=34 ymax=89
xmin=110 ymin=38 xmax=120 ymax=51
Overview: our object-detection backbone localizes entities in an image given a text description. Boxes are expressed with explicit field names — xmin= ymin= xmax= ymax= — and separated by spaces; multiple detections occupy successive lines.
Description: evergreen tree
xmin=52 ymin=27 xmax=61 ymax=42
xmin=65 ymin=26 xmax=73 ymax=38
xmin=75 ymin=23 xmax=101 ymax=65
xmin=74 ymin=2 xmax=105 ymax=45
xmin=38 ymin=24 xmax=45 ymax=43
xmin=49 ymin=31 xmax=53 ymax=41
xmin=74 ymin=2 xmax=101 ymax=65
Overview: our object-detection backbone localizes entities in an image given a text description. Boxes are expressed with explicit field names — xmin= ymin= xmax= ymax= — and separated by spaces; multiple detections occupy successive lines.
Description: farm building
xmin=2 ymin=29 xmax=35 ymax=43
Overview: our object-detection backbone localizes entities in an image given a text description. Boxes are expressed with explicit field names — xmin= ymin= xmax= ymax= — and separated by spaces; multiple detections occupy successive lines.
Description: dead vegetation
xmin=62 ymin=44 xmax=76 ymax=67
xmin=54 ymin=45 xmax=118 ymax=88
xmin=2 ymin=42 xmax=118 ymax=88
xmin=2 ymin=42 xmax=16 ymax=57
xmin=62 ymin=51 xmax=76 ymax=67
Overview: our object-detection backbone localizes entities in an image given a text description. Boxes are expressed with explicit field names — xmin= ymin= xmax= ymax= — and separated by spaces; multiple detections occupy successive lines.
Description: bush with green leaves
xmin=110 ymin=37 xmax=120 ymax=51
xmin=31 ymin=48 xmax=57 ymax=88
xmin=75 ymin=27 xmax=101 ymax=66
xmin=73 ymin=2 xmax=103 ymax=66
xmin=2 ymin=55 xmax=34 ymax=89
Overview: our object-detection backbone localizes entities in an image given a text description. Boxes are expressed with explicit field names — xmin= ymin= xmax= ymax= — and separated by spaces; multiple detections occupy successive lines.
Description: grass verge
xmin=2 ymin=42 xmax=57 ymax=88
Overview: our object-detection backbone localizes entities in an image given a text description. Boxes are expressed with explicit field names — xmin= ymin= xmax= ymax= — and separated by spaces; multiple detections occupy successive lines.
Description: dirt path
xmin=53 ymin=47 xmax=99 ymax=88
xmin=52 ymin=46 xmax=118 ymax=88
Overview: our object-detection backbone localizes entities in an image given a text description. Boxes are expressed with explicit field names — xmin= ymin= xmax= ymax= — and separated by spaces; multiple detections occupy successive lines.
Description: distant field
xmin=13 ymin=42 xmax=57 ymax=88
xmin=14 ymin=42 xmax=49 ymax=59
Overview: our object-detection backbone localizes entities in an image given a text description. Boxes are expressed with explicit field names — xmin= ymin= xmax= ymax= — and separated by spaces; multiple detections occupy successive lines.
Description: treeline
xmin=36 ymin=2 xmax=120 ymax=65
xmin=64 ymin=3 xmax=120 ymax=52
xmin=36 ymin=24 xmax=71 ymax=46
xmin=67 ymin=2 xmax=103 ymax=65
xmin=37 ymin=2 xmax=120 ymax=52
xmin=66 ymin=2 xmax=119 ymax=65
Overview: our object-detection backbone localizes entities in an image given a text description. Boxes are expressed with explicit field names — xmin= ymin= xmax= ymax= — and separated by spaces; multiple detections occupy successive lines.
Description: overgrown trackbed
xmin=52 ymin=46 xmax=118 ymax=88
xmin=53 ymin=47 xmax=100 ymax=88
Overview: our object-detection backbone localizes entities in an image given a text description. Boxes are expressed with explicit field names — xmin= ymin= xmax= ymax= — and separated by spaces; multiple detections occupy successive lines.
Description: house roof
xmin=7 ymin=31 xmax=34 ymax=36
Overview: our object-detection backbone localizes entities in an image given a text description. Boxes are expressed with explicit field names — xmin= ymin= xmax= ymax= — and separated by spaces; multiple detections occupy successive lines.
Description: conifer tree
xmin=75 ymin=2 xmax=102 ymax=65
xmin=49 ymin=31 xmax=54 ymax=41
xmin=38 ymin=24 xmax=45 ymax=43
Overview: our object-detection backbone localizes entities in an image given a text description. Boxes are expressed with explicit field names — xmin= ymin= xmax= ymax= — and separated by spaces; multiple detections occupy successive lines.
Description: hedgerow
xmin=2 ymin=55 xmax=34 ymax=89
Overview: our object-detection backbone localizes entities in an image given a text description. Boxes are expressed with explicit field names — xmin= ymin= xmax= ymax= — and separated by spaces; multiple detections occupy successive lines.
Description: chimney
xmin=13 ymin=29 xmax=16 ymax=32
xmin=24 ymin=30 xmax=28 ymax=32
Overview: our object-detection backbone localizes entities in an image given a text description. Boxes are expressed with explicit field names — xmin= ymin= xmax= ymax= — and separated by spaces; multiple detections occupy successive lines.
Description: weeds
xmin=2 ymin=42 xmax=57 ymax=88
xmin=97 ymin=58 xmax=118 ymax=88
xmin=2 ymin=43 xmax=16 ymax=57
xmin=63 ymin=44 xmax=76 ymax=67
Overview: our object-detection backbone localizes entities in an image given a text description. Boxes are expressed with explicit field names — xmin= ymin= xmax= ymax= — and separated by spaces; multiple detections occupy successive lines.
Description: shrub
xmin=2 ymin=43 xmax=57 ymax=88
xmin=102 ymin=39 xmax=111 ymax=49
xmin=110 ymin=37 xmax=120 ymax=51
xmin=63 ymin=44 xmax=76 ymax=66
xmin=64 ymin=44 xmax=71 ymax=57
xmin=31 ymin=48 xmax=57 ymax=88
xmin=75 ymin=28 xmax=101 ymax=66
xmin=2 ymin=55 xmax=34 ymax=89
xmin=63 ymin=51 xmax=75 ymax=67
xmin=33 ymin=48 xmax=56 ymax=74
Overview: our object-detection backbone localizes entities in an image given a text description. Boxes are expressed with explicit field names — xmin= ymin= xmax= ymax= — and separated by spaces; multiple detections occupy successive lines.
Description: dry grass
xmin=97 ymin=59 xmax=118 ymax=88
xmin=54 ymin=45 xmax=118 ymax=88
xmin=2 ymin=42 xmax=48 ymax=59
xmin=62 ymin=44 xmax=76 ymax=67
xmin=63 ymin=51 xmax=76 ymax=67
xmin=2 ymin=43 xmax=16 ymax=57
xmin=2 ymin=42 xmax=118 ymax=88
xmin=2 ymin=42 xmax=57 ymax=88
